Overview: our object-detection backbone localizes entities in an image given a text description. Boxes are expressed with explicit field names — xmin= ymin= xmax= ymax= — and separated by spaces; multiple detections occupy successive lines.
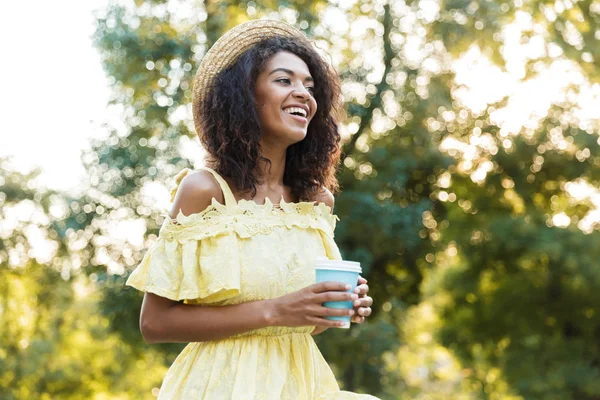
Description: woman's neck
xmin=254 ymin=144 xmax=287 ymax=188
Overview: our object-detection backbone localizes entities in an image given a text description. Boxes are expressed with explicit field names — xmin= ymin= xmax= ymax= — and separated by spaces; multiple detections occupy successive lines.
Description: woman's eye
xmin=276 ymin=78 xmax=315 ymax=95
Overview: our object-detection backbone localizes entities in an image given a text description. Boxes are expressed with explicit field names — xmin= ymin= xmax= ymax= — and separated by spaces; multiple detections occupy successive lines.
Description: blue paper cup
xmin=315 ymin=257 xmax=362 ymax=329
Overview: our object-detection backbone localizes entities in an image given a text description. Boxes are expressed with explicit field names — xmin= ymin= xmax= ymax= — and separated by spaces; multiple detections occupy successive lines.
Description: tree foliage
xmin=2 ymin=0 xmax=600 ymax=398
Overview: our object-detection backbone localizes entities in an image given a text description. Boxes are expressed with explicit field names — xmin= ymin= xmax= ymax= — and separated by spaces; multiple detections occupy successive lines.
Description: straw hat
xmin=192 ymin=19 xmax=312 ymax=135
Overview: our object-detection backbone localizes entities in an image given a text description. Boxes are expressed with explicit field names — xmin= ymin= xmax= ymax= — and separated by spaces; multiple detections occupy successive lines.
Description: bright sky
xmin=0 ymin=0 xmax=110 ymax=195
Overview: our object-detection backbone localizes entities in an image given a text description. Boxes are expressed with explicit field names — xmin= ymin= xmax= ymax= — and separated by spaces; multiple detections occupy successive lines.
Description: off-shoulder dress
xmin=126 ymin=166 xmax=379 ymax=399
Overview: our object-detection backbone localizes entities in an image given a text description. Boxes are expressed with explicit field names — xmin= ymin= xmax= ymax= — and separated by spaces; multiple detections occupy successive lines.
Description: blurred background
xmin=2 ymin=0 xmax=600 ymax=399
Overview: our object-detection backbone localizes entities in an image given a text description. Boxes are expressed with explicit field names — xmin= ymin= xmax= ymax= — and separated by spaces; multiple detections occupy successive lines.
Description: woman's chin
xmin=290 ymin=130 xmax=308 ymax=143
xmin=261 ymin=127 xmax=307 ymax=144
xmin=278 ymin=126 xmax=307 ymax=142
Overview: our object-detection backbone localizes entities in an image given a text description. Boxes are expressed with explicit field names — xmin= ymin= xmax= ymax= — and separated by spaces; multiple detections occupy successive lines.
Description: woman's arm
xmin=141 ymin=280 xmax=353 ymax=343
xmin=139 ymin=171 xmax=349 ymax=343
xmin=141 ymin=170 xmax=273 ymax=343
xmin=140 ymin=292 xmax=274 ymax=343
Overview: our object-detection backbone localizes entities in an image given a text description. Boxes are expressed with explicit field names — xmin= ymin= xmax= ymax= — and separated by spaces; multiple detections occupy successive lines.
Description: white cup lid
xmin=315 ymin=258 xmax=362 ymax=273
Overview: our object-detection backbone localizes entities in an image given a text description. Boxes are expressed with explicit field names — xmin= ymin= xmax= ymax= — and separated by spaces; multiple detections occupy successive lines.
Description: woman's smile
xmin=254 ymin=51 xmax=318 ymax=144
xmin=282 ymin=109 xmax=308 ymax=125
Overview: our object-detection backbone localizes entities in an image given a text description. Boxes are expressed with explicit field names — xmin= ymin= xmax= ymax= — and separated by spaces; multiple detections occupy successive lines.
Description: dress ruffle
xmin=126 ymin=183 xmax=340 ymax=303
xmin=160 ymin=196 xmax=339 ymax=242
xmin=167 ymin=167 xmax=339 ymax=240
xmin=125 ymin=232 xmax=242 ymax=303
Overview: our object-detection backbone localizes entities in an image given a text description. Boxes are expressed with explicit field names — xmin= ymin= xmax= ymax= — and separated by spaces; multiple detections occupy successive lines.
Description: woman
xmin=126 ymin=19 xmax=377 ymax=399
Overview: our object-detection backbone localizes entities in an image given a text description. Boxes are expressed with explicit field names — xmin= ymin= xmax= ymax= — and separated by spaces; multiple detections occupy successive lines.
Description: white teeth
xmin=283 ymin=107 xmax=307 ymax=117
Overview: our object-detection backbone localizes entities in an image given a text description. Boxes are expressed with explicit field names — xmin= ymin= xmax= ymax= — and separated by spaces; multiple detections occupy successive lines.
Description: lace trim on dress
xmin=164 ymin=168 xmax=339 ymax=242
xmin=159 ymin=196 xmax=339 ymax=243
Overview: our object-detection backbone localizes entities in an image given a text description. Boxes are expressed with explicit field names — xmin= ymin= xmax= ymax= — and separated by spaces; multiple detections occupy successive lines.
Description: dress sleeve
xmin=318 ymin=230 xmax=343 ymax=261
xmin=125 ymin=212 xmax=242 ymax=304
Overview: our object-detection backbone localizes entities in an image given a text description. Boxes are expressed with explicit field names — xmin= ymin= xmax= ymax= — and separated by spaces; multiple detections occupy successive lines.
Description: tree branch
xmin=342 ymin=3 xmax=395 ymax=158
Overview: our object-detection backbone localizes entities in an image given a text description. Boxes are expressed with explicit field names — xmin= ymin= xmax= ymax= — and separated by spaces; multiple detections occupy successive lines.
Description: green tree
xmin=385 ymin=1 xmax=600 ymax=398
xmin=0 ymin=160 xmax=170 ymax=399
xmin=84 ymin=0 xmax=600 ymax=398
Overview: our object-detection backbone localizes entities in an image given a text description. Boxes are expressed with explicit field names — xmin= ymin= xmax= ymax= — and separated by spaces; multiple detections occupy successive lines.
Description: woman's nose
xmin=292 ymin=86 xmax=311 ymax=100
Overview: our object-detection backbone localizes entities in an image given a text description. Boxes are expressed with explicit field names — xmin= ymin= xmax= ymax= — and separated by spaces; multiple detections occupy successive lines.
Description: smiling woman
xmin=255 ymin=52 xmax=318 ymax=146
xmin=125 ymin=19 xmax=377 ymax=400
xmin=197 ymin=30 xmax=343 ymax=204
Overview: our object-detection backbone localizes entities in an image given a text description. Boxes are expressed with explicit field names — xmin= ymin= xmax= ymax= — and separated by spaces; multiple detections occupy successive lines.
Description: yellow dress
xmin=126 ymin=167 xmax=380 ymax=400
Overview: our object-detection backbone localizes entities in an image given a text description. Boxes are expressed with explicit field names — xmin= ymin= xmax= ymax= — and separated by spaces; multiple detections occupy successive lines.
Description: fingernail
xmin=354 ymin=287 xmax=360 ymax=293
xmin=354 ymin=300 xmax=361 ymax=306
xmin=349 ymin=309 xmax=355 ymax=315
xmin=345 ymin=284 xmax=351 ymax=290
xmin=351 ymin=294 xmax=358 ymax=300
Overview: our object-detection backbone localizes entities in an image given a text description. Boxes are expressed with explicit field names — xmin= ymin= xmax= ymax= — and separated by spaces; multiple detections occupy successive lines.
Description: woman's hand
xmin=351 ymin=276 xmax=373 ymax=324
xmin=267 ymin=281 xmax=358 ymax=329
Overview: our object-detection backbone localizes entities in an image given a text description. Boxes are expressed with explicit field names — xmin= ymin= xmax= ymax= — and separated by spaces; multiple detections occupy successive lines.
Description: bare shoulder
xmin=311 ymin=187 xmax=335 ymax=214
xmin=169 ymin=170 xmax=225 ymax=219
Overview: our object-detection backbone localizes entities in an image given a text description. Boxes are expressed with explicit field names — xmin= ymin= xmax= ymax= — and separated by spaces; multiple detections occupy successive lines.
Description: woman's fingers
xmin=357 ymin=306 xmax=372 ymax=317
xmin=308 ymin=281 xmax=372 ymax=326
xmin=308 ymin=316 xmax=348 ymax=328
xmin=352 ymin=295 xmax=373 ymax=308
xmin=351 ymin=294 xmax=373 ymax=324
xmin=312 ymin=281 xmax=351 ymax=293
xmin=313 ymin=304 xmax=356 ymax=317
xmin=351 ymin=306 xmax=372 ymax=323
xmin=315 ymin=291 xmax=357 ymax=304
xmin=353 ymin=283 xmax=369 ymax=295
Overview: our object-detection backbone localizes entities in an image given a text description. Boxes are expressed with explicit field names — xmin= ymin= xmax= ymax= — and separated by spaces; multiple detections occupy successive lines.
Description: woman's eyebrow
xmin=269 ymin=68 xmax=314 ymax=82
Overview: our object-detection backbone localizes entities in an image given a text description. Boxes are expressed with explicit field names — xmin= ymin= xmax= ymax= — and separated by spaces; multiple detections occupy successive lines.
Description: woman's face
xmin=254 ymin=51 xmax=318 ymax=146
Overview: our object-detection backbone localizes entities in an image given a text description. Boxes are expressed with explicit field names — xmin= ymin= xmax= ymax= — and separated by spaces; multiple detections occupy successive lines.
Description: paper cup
xmin=315 ymin=257 xmax=362 ymax=329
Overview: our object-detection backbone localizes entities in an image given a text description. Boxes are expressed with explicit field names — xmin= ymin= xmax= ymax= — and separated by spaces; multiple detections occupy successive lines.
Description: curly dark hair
xmin=197 ymin=35 xmax=343 ymax=202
